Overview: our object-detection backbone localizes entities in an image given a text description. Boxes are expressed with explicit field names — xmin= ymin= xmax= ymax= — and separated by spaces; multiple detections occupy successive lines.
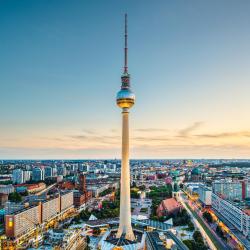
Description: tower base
xmin=116 ymin=225 xmax=135 ymax=241
xmin=98 ymin=229 xmax=145 ymax=250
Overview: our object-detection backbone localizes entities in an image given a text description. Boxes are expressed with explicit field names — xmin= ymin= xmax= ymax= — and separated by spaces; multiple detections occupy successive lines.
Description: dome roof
xmin=116 ymin=88 xmax=135 ymax=109
xmin=191 ymin=168 xmax=201 ymax=175
xmin=170 ymin=170 xmax=180 ymax=176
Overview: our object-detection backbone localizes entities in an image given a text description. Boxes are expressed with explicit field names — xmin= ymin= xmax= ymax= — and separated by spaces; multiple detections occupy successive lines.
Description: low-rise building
xmin=145 ymin=231 xmax=188 ymax=250
xmin=88 ymin=184 xmax=110 ymax=197
xmin=27 ymin=183 xmax=46 ymax=194
xmin=156 ymin=198 xmax=182 ymax=217
xmin=0 ymin=185 xmax=14 ymax=195
xmin=0 ymin=193 xmax=8 ymax=206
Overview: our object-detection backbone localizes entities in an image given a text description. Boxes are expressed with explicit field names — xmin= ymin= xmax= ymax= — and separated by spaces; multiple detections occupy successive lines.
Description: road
xmin=179 ymin=192 xmax=217 ymax=250
xmin=191 ymin=202 xmax=228 ymax=249
xmin=165 ymin=231 xmax=189 ymax=250
xmin=213 ymin=209 xmax=250 ymax=250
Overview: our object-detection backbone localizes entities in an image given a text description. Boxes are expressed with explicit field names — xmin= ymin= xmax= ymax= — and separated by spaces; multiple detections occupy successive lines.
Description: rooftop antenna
xmin=124 ymin=13 xmax=128 ymax=73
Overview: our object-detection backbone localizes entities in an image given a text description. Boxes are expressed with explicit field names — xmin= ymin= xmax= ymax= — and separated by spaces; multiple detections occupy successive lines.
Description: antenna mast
xmin=124 ymin=13 xmax=128 ymax=73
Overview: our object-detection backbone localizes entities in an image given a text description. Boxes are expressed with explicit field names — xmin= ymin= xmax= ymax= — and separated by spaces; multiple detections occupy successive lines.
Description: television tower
xmin=116 ymin=14 xmax=135 ymax=241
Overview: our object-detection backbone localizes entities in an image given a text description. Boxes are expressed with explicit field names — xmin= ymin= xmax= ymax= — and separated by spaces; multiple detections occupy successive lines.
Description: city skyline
xmin=1 ymin=0 xmax=250 ymax=159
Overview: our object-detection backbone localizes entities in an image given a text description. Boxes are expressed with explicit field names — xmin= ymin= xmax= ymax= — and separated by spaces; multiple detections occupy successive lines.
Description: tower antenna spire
xmin=124 ymin=13 xmax=128 ymax=73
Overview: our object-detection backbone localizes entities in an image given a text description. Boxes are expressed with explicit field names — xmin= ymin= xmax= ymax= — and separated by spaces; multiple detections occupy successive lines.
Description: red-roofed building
xmin=156 ymin=198 xmax=182 ymax=217
xmin=14 ymin=183 xmax=46 ymax=194
xmin=243 ymin=209 xmax=250 ymax=216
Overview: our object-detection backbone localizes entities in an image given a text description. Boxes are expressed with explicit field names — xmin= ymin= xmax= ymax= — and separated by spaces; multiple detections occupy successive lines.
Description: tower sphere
xmin=116 ymin=88 xmax=135 ymax=109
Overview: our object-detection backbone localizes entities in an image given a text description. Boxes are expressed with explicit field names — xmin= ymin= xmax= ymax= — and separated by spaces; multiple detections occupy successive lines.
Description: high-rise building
xmin=116 ymin=14 xmax=135 ymax=241
xmin=79 ymin=164 xmax=89 ymax=172
xmin=57 ymin=165 xmax=66 ymax=176
xmin=77 ymin=174 xmax=86 ymax=193
xmin=32 ymin=167 xmax=45 ymax=182
xmin=44 ymin=166 xmax=53 ymax=178
xmin=197 ymin=184 xmax=212 ymax=206
xmin=23 ymin=171 xmax=31 ymax=182
xmin=12 ymin=169 xmax=24 ymax=184
xmin=212 ymin=180 xmax=244 ymax=201
xmin=212 ymin=192 xmax=250 ymax=238
xmin=5 ymin=191 xmax=74 ymax=238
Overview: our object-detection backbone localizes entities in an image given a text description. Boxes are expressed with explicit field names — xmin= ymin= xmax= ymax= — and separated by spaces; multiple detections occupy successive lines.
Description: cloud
xmin=81 ymin=129 xmax=96 ymax=135
xmin=1 ymin=122 xmax=250 ymax=159
xmin=133 ymin=136 xmax=171 ymax=143
xmin=135 ymin=128 xmax=168 ymax=132
xmin=195 ymin=131 xmax=250 ymax=139
xmin=132 ymin=143 xmax=250 ymax=158
xmin=69 ymin=134 xmax=120 ymax=146
xmin=178 ymin=122 xmax=204 ymax=137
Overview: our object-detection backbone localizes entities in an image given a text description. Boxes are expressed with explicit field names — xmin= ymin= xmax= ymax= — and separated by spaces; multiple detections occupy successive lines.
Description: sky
xmin=0 ymin=0 xmax=250 ymax=159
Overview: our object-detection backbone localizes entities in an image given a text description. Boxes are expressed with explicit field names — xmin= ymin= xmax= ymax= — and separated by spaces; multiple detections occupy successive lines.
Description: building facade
xmin=12 ymin=169 xmax=24 ymax=184
xmin=156 ymin=198 xmax=182 ymax=217
xmin=212 ymin=180 xmax=246 ymax=201
xmin=0 ymin=185 xmax=14 ymax=195
xmin=197 ymin=184 xmax=212 ymax=206
xmin=32 ymin=168 xmax=45 ymax=182
xmin=44 ymin=166 xmax=53 ymax=178
xmin=5 ymin=191 xmax=74 ymax=238
xmin=212 ymin=193 xmax=250 ymax=238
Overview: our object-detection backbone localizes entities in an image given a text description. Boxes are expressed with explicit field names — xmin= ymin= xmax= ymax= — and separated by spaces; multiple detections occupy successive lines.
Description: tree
xmin=173 ymin=182 xmax=178 ymax=192
xmin=203 ymin=211 xmax=213 ymax=223
xmin=86 ymin=235 xmax=90 ymax=244
xmin=193 ymin=231 xmax=203 ymax=243
xmin=139 ymin=185 xmax=146 ymax=191
xmin=183 ymin=240 xmax=195 ymax=250
xmin=173 ymin=209 xmax=191 ymax=226
xmin=99 ymin=187 xmax=113 ymax=197
xmin=8 ymin=192 xmax=22 ymax=202
xmin=79 ymin=210 xmax=91 ymax=220
xmin=20 ymin=190 xmax=28 ymax=196
xmin=216 ymin=225 xmax=226 ymax=240
xmin=187 ymin=221 xmax=194 ymax=231
xmin=92 ymin=228 xmax=101 ymax=235
xmin=131 ymin=190 xmax=140 ymax=198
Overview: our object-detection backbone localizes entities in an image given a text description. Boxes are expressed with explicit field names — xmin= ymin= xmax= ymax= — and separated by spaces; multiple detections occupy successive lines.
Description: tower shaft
xmin=116 ymin=108 xmax=135 ymax=241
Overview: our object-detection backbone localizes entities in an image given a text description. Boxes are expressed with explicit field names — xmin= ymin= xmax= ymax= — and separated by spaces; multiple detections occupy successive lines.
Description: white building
xmin=57 ymin=166 xmax=66 ymax=176
xmin=44 ymin=166 xmax=53 ymax=178
xmin=197 ymin=184 xmax=212 ymax=206
xmin=32 ymin=167 xmax=45 ymax=182
xmin=0 ymin=184 xmax=14 ymax=194
xmin=12 ymin=169 xmax=24 ymax=184
xmin=23 ymin=171 xmax=31 ymax=182
xmin=212 ymin=179 xmax=244 ymax=201
xmin=212 ymin=193 xmax=250 ymax=238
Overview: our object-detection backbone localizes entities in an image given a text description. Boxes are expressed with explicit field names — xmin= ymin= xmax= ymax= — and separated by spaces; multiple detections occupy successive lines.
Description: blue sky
xmin=1 ymin=0 xmax=250 ymax=159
